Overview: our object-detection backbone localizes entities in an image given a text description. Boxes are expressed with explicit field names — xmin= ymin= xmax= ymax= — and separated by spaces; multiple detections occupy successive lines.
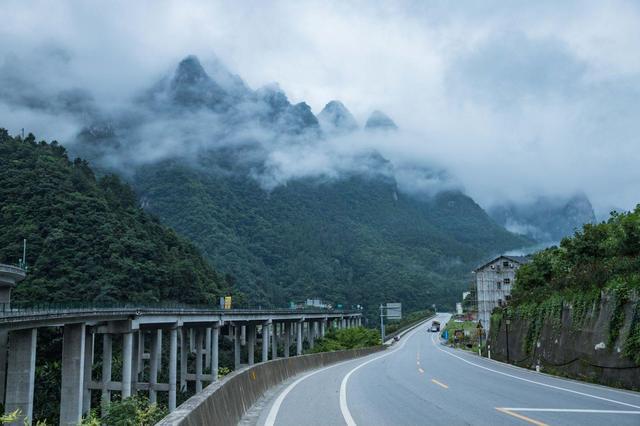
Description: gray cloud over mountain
xmin=1 ymin=0 xmax=639 ymax=215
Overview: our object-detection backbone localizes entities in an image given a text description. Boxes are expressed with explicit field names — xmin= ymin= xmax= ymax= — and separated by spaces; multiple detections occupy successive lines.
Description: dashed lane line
xmin=431 ymin=378 xmax=449 ymax=389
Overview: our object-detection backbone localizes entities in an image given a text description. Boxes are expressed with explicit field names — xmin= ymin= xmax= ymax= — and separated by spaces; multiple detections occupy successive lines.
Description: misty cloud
xmin=0 ymin=0 xmax=639 ymax=215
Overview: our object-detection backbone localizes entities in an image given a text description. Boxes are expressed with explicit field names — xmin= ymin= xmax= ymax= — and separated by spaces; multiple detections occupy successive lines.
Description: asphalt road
xmin=246 ymin=314 xmax=640 ymax=426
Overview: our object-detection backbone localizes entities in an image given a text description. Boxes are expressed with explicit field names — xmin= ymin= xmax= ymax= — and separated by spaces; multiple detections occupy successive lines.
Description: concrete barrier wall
xmin=156 ymin=346 xmax=385 ymax=426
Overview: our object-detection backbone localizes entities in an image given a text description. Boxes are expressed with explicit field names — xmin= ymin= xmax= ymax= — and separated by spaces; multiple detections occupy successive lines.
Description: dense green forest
xmin=0 ymin=129 xmax=228 ymax=305
xmin=133 ymin=155 xmax=531 ymax=317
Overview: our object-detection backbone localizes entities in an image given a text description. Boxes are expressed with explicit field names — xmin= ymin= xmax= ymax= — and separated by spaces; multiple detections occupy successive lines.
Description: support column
xmin=262 ymin=320 xmax=270 ymax=362
xmin=60 ymin=323 xmax=86 ymax=426
xmin=241 ymin=325 xmax=246 ymax=346
xmin=309 ymin=321 xmax=315 ymax=349
xmin=131 ymin=331 xmax=139 ymax=394
xmin=195 ymin=329 xmax=203 ymax=393
xmin=284 ymin=323 xmax=291 ymax=357
xmin=149 ymin=329 xmax=161 ymax=403
xmin=0 ymin=330 xmax=7 ymax=404
xmin=121 ymin=332 xmax=133 ymax=399
xmin=5 ymin=329 xmax=36 ymax=425
xmin=168 ymin=328 xmax=177 ymax=412
xmin=247 ymin=323 xmax=256 ymax=366
xmin=320 ymin=319 xmax=326 ymax=338
xmin=82 ymin=328 xmax=93 ymax=415
xmin=137 ymin=331 xmax=144 ymax=378
xmin=205 ymin=327 xmax=212 ymax=368
xmin=271 ymin=322 xmax=277 ymax=360
xmin=234 ymin=325 xmax=241 ymax=369
xmin=211 ymin=323 xmax=219 ymax=382
xmin=179 ymin=328 xmax=187 ymax=391
xmin=296 ymin=321 xmax=303 ymax=356
xmin=101 ymin=334 xmax=112 ymax=413
xmin=342 ymin=318 xmax=346 ymax=329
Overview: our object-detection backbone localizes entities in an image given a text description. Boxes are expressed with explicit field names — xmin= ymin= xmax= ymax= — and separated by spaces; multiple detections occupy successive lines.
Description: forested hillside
xmin=134 ymin=155 xmax=530 ymax=314
xmin=0 ymin=130 xmax=228 ymax=305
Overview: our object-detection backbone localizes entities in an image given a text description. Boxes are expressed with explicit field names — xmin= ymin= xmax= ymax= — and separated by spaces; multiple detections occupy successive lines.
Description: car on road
xmin=430 ymin=321 xmax=440 ymax=332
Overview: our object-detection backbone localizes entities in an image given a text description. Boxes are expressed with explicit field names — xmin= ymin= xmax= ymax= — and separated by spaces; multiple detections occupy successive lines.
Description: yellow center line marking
xmin=431 ymin=379 xmax=449 ymax=389
xmin=418 ymin=367 xmax=425 ymax=374
xmin=496 ymin=408 xmax=548 ymax=426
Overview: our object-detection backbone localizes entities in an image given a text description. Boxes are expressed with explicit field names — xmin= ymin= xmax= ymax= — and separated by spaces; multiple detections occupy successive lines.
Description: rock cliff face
xmin=489 ymin=292 xmax=640 ymax=390
xmin=489 ymin=193 xmax=597 ymax=242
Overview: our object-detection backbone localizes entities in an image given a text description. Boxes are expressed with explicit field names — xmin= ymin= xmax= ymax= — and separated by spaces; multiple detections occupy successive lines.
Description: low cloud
xmin=1 ymin=0 xmax=639 ymax=213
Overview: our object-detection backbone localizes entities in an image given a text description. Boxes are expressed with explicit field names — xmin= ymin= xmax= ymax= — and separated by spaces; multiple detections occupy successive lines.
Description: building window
xmin=497 ymin=281 xmax=502 ymax=290
xmin=505 ymin=295 xmax=512 ymax=301
xmin=503 ymin=261 xmax=509 ymax=267
xmin=498 ymin=299 xmax=503 ymax=306
xmin=504 ymin=278 xmax=511 ymax=285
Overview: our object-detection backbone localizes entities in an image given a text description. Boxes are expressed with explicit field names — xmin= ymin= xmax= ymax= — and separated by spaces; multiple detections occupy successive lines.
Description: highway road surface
xmin=243 ymin=313 xmax=640 ymax=426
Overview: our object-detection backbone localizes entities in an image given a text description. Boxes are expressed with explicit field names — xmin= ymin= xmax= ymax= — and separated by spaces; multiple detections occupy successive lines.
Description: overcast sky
xmin=1 ymin=0 xmax=639 ymax=215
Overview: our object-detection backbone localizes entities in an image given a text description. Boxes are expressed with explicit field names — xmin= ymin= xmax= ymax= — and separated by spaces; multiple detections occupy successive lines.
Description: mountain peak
xmin=365 ymin=110 xmax=398 ymax=131
xmin=173 ymin=55 xmax=210 ymax=86
xmin=318 ymin=100 xmax=358 ymax=135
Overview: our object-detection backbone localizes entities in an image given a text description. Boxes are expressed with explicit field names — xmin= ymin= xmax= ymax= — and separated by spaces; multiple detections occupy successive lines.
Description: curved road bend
xmin=245 ymin=314 xmax=640 ymax=426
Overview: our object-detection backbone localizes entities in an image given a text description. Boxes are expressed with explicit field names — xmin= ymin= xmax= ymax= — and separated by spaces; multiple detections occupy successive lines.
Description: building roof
xmin=473 ymin=254 xmax=531 ymax=272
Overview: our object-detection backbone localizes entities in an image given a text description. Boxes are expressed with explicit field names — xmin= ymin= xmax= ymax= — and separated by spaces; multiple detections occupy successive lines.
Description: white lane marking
xmin=430 ymin=333 xmax=640 ymax=410
xmin=340 ymin=317 xmax=441 ymax=425
xmin=264 ymin=358 xmax=356 ymax=426
xmin=502 ymin=408 xmax=640 ymax=414
xmin=265 ymin=316 xmax=438 ymax=426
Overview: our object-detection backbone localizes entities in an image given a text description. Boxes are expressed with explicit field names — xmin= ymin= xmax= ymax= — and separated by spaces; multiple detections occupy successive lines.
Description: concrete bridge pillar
xmin=248 ymin=323 xmax=256 ymax=365
xmin=271 ymin=322 xmax=278 ymax=360
xmin=82 ymin=328 xmax=94 ymax=415
xmin=341 ymin=317 xmax=347 ymax=329
xmin=149 ymin=329 xmax=161 ymax=403
xmin=241 ymin=325 xmax=246 ymax=346
xmin=60 ymin=323 xmax=86 ymax=426
xmin=121 ymin=332 xmax=133 ymax=399
xmin=262 ymin=320 xmax=271 ymax=362
xmin=320 ymin=319 xmax=326 ymax=337
xmin=5 ymin=328 xmax=36 ymax=425
xmin=284 ymin=322 xmax=291 ymax=358
xmin=210 ymin=322 xmax=220 ymax=382
xmin=132 ymin=331 xmax=141 ymax=394
xmin=0 ymin=329 xmax=7 ymax=404
xmin=195 ymin=329 xmax=204 ymax=392
xmin=168 ymin=327 xmax=178 ymax=412
xmin=296 ymin=321 xmax=303 ymax=356
xmin=234 ymin=325 xmax=241 ymax=369
xmin=101 ymin=334 xmax=112 ymax=413
xmin=307 ymin=321 xmax=314 ymax=349
xmin=179 ymin=328 xmax=187 ymax=391
xmin=205 ymin=327 xmax=212 ymax=367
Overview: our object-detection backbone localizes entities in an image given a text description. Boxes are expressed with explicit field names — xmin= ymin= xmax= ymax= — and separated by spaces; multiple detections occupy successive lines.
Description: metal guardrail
xmin=0 ymin=264 xmax=26 ymax=276
xmin=0 ymin=302 xmax=362 ymax=322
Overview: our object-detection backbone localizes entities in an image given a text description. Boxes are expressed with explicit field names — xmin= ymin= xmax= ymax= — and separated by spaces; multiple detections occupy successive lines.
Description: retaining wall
xmin=489 ymin=293 xmax=640 ymax=390
xmin=156 ymin=346 xmax=385 ymax=426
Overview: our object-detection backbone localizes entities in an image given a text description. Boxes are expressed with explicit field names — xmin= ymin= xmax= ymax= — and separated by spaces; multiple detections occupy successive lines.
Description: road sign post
xmin=379 ymin=303 xmax=402 ymax=343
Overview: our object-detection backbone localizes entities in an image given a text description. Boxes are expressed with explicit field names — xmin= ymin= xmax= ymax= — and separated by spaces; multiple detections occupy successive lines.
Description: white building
xmin=474 ymin=255 xmax=529 ymax=332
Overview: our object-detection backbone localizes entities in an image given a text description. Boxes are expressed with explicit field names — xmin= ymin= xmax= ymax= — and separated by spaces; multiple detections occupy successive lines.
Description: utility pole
xmin=379 ymin=304 xmax=385 ymax=342
xmin=505 ymin=318 xmax=511 ymax=364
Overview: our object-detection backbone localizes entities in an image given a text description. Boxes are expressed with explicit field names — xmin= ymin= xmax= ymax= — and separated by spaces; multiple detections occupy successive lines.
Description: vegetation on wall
xmin=498 ymin=206 xmax=640 ymax=359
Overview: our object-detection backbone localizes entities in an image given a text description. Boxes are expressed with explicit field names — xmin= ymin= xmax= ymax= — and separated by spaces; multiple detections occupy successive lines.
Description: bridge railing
xmin=0 ymin=301 xmax=361 ymax=319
